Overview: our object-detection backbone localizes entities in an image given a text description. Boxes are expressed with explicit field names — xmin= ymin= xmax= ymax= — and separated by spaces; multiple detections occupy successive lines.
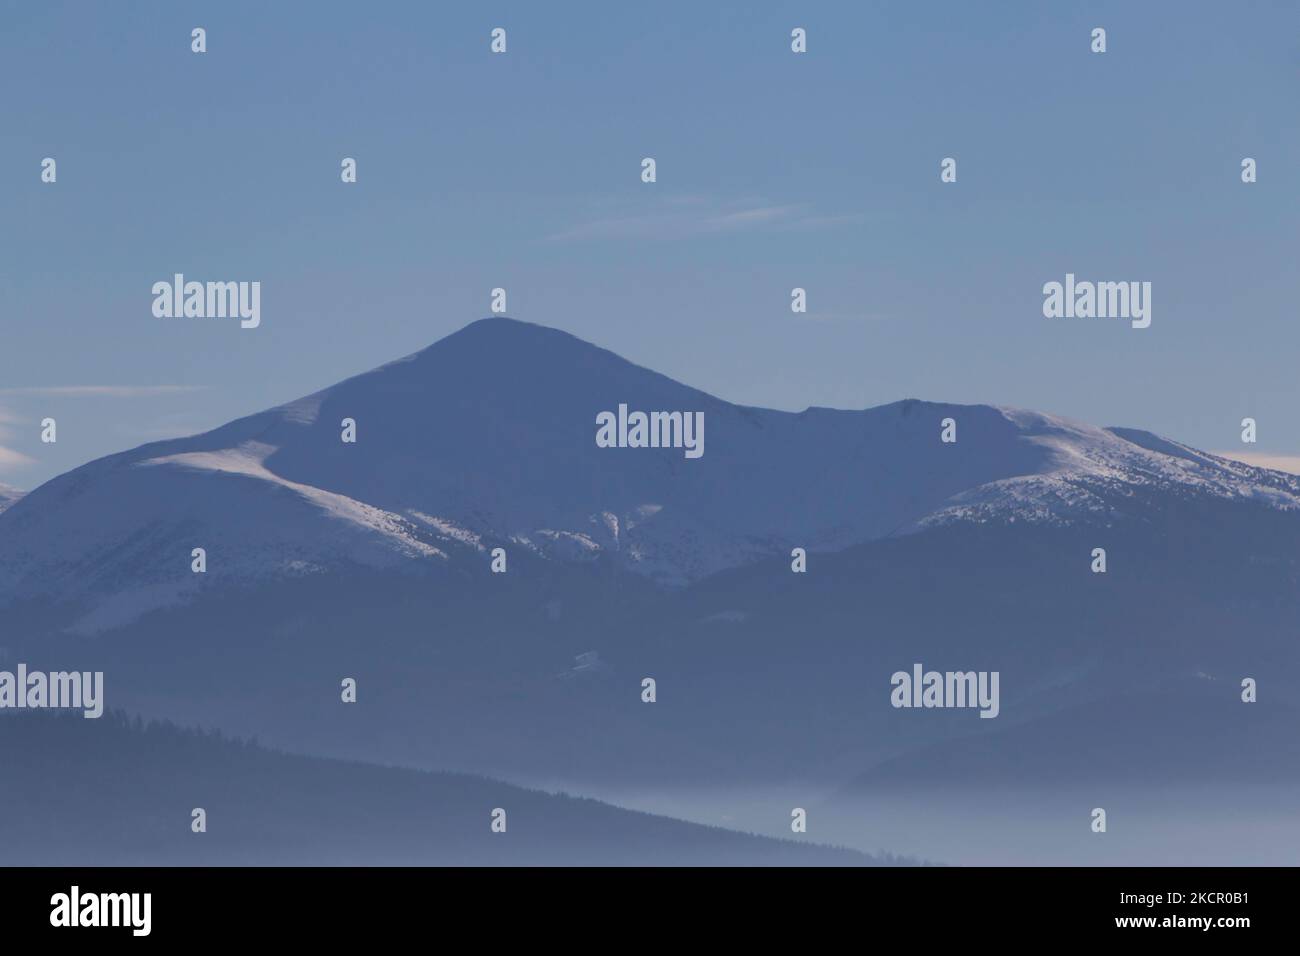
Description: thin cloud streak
xmin=547 ymin=198 xmax=861 ymax=241
xmin=0 ymin=385 xmax=209 ymax=398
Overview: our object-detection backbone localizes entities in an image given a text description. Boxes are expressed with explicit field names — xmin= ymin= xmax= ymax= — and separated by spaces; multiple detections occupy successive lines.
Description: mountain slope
xmin=0 ymin=711 xmax=889 ymax=866
xmin=2 ymin=317 xmax=1298 ymax=633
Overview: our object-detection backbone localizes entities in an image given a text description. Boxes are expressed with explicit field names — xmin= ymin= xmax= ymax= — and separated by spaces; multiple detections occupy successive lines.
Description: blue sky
xmin=2 ymin=0 xmax=1297 ymax=486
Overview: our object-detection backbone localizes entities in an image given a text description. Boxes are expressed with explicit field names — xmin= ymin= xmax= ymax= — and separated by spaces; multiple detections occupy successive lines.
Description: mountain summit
xmin=2 ymin=317 xmax=1296 ymax=631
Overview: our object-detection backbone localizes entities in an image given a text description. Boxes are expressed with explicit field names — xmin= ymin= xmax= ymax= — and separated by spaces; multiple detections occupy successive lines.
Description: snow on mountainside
xmin=919 ymin=413 xmax=1300 ymax=529
xmin=1 ymin=317 xmax=1298 ymax=631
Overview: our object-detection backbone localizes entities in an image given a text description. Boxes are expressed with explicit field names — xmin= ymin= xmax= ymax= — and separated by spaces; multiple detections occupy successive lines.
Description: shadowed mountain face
xmin=0 ymin=484 xmax=21 ymax=515
xmin=2 ymin=318 xmax=1298 ymax=865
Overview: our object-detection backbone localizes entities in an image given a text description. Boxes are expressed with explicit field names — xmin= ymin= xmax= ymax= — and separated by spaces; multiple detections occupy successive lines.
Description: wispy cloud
xmin=0 ymin=445 xmax=36 ymax=472
xmin=0 ymin=405 xmax=33 ymax=476
xmin=0 ymin=406 xmax=22 ymax=441
xmin=1214 ymin=450 xmax=1300 ymax=476
xmin=547 ymin=196 xmax=862 ymax=241
xmin=0 ymin=385 xmax=208 ymax=397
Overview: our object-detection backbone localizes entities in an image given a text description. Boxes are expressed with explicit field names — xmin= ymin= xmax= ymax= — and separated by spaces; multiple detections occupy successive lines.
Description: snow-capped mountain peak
xmin=2 ymin=318 xmax=1297 ymax=631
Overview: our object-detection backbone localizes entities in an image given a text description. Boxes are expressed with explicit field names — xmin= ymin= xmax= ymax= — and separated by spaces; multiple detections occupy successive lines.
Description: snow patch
xmin=140 ymin=442 xmax=441 ymax=559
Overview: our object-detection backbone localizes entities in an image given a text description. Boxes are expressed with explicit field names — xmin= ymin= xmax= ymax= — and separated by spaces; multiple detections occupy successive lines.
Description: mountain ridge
xmin=3 ymin=317 xmax=1298 ymax=633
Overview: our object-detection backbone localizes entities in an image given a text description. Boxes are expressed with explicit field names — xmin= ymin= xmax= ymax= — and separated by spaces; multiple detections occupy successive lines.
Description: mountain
xmin=3 ymin=317 xmax=1300 ymax=852
xmin=0 ymin=483 xmax=22 ymax=515
xmin=0 ymin=711 xmax=889 ymax=866
xmin=3 ymin=317 xmax=1298 ymax=635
